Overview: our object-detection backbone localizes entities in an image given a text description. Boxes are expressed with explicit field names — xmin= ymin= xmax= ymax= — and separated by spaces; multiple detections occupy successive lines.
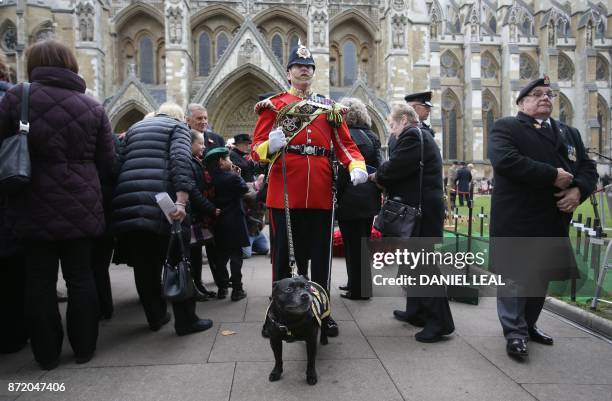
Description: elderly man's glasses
xmin=527 ymin=90 xmax=557 ymax=99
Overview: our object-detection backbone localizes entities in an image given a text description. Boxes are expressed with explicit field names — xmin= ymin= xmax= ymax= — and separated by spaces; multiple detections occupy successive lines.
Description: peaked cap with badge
xmin=287 ymin=39 xmax=316 ymax=70
xmin=404 ymin=91 xmax=433 ymax=107
xmin=516 ymin=75 xmax=551 ymax=104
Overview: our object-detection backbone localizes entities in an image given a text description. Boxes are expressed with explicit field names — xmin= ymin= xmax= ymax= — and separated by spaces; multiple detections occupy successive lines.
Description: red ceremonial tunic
xmin=251 ymin=91 xmax=365 ymax=210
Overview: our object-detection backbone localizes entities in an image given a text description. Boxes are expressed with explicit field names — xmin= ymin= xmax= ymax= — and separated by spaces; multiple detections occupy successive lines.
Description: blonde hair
xmin=143 ymin=111 xmax=155 ymax=120
xmin=389 ymin=102 xmax=419 ymax=125
xmin=339 ymin=97 xmax=372 ymax=128
xmin=157 ymin=102 xmax=185 ymax=121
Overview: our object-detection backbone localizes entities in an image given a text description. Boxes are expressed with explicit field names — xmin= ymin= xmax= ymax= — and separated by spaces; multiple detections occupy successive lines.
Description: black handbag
xmin=0 ymin=82 xmax=31 ymax=194
xmin=374 ymin=127 xmax=424 ymax=238
xmin=162 ymin=221 xmax=196 ymax=302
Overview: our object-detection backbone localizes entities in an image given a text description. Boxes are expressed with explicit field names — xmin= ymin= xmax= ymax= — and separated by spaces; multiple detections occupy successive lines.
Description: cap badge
xmin=296 ymin=39 xmax=311 ymax=59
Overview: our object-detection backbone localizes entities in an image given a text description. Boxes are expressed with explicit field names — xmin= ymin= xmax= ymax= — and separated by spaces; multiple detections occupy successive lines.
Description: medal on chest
xmin=567 ymin=145 xmax=577 ymax=162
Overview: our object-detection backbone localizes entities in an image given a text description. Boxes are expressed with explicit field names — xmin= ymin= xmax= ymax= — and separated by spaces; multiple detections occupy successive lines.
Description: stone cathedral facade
xmin=1 ymin=0 xmax=611 ymax=175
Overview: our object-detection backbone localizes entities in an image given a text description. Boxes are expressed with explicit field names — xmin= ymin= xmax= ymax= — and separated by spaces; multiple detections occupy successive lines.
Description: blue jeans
xmin=242 ymin=231 xmax=270 ymax=258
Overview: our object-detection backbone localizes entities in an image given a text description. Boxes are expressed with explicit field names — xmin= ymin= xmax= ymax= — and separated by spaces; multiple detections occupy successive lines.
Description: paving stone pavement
xmin=1 ymin=255 xmax=611 ymax=401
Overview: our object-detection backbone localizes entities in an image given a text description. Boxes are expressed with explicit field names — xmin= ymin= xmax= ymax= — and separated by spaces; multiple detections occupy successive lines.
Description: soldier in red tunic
xmin=252 ymin=42 xmax=368 ymax=337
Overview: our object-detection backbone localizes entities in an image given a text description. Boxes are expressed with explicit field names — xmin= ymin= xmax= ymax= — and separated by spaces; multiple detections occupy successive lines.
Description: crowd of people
xmin=0 ymin=38 xmax=597 ymax=369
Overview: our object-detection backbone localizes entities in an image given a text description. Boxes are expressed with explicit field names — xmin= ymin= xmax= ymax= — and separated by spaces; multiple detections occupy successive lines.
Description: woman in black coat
xmin=372 ymin=103 xmax=454 ymax=343
xmin=0 ymin=40 xmax=116 ymax=369
xmin=336 ymin=98 xmax=382 ymax=299
xmin=112 ymin=103 xmax=213 ymax=337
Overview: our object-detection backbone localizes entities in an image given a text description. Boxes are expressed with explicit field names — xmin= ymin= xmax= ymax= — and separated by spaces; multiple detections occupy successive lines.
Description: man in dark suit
xmin=488 ymin=76 xmax=597 ymax=359
xmin=455 ymin=162 xmax=472 ymax=206
xmin=186 ymin=103 xmax=225 ymax=149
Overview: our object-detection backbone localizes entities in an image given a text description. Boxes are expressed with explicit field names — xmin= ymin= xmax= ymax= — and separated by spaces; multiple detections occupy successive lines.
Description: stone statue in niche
xmin=167 ymin=7 xmax=183 ymax=44
xmin=391 ymin=15 xmax=406 ymax=49
xmin=311 ymin=11 xmax=327 ymax=47
xmin=586 ymin=21 xmax=594 ymax=47
xmin=86 ymin=18 xmax=94 ymax=41
xmin=548 ymin=21 xmax=555 ymax=46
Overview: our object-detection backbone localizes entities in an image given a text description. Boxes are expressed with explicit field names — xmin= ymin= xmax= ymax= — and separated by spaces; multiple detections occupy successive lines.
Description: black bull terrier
xmin=266 ymin=276 xmax=332 ymax=385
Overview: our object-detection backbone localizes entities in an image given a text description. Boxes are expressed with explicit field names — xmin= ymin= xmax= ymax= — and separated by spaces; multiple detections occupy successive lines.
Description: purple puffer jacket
xmin=0 ymin=66 xmax=115 ymax=240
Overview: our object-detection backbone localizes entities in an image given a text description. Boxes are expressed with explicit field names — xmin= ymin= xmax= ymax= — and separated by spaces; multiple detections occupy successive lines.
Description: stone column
xmin=14 ymin=0 xmax=28 ymax=82
xmin=464 ymin=3 xmax=483 ymax=161
xmin=577 ymin=17 xmax=598 ymax=149
xmin=430 ymin=43 xmax=443 ymax=152
xmin=383 ymin=0 xmax=410 ymax=103
xmin=308 ymin=0 xmax=330 ymax=97
xmin=164 ymin=0 xmax=191 ymax=108
xmin=74 ymin=1 xmax=107 ymax=99
xmin=500 ymin=5 xmax=520 ymax=117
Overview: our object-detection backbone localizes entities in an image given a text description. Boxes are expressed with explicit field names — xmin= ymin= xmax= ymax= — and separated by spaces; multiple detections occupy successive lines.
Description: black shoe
xmin=415 ymin=327 xmax=454 ymax=343
xmin=231 ymin=288 xmax=247 ymax=301
xmin=217 ymin=287 xmax=228 ymax=299
xmin=175 ymin=319 xmax=213 ymax=336
xmin=393 ymin=310 xmax=425 ymax=327
xmin=262 ymin=323 xmax=270 ymax=338
xmin=38 ymin=358 xmax=60 ymax=370
xmin=339 ymin=285 xmax=349 ymax=291
xmin=324 ymin=317 xmax=339 ymax=337
xmin=75 ymin=353 xmax=94 ymax=364
xmin=340 ymin=292 xmax=370 ymax=300
xmin=149 ymin=312 xmax=171 ymax=332
xmin=528 ymin=327 xmax=553 ymax=345
xmin=506 ymin=338 xmax=528 ymax=358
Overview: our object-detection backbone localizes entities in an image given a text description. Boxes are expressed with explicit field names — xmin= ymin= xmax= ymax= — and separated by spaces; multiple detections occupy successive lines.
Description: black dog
xmin=266 ymin=276 xmax=331 ymax=385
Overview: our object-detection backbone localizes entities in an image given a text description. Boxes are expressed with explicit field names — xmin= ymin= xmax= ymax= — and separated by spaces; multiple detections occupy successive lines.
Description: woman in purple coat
xmin=0 ymin=40 xmax=115 ymax=370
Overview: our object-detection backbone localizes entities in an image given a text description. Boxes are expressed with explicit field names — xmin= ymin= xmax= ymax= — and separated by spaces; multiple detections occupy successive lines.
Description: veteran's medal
xmin=567 ymin=145 xmax=577 ymax=162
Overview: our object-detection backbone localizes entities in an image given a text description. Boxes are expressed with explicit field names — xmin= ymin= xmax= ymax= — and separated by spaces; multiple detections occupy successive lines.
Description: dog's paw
xmin=306 ymin=373 xmax=318 ymax=385
xmin=269 ymin=370 xmax=282 ymax=382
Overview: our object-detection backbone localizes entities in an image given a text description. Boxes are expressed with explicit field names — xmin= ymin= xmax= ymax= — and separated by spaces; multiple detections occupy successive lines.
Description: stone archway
xmin=204 ymin=65 xmax=285 ymax=139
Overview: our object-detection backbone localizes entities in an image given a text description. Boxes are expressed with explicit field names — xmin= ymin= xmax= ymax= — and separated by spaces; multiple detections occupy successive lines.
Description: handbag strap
xmin=19 ymin=82 xmax=30 ymax=134
xmin=415 ymin=126 xmax=424 ymax=212
xmin=165 ymin=220 xmax=188 ymax=265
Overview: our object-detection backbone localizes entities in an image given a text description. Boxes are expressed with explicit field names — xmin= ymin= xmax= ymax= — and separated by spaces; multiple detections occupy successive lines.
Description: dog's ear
xmin=272 ymin=280 xmax=279 ymax=290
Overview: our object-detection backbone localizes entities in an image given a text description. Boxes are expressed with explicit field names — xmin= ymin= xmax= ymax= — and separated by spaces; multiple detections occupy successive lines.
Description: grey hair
xmin=339 ymin=97 xmax=372 ymax=128
xmin=157 ymin=102 xmax=185 ymax=121
xmin=186 ymin=103 xmax=205 ymax=117
xmin=389 ymin=102 xmax=419 ymax=125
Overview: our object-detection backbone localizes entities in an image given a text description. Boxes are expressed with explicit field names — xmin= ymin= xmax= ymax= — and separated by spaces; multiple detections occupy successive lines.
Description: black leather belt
xmin=286 ymin=144 xmax=330 ymax=157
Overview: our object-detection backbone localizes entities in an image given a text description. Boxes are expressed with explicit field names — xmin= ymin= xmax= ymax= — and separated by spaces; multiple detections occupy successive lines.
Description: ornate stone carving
xmin=76 ymin=2 xmax=95 ymax=42
xmin=586 ymin=20 xmax=594 ymax=47
xmin=468 ymin=4 xmax=480 ymax=40
xmin=392 ymin=0 xmax=405 ymax=12
xmin=167 ymin=6 xmax=183 ymax=44
xmin=1 ymin=25 xmax=17 ymax=51
xmin=238 ymin=38 xmax=258 ymax=63
xmin=311 ymin=11 xmax=328 ymax=47
xmin=391 ymin=14 xmax=407 ymax=49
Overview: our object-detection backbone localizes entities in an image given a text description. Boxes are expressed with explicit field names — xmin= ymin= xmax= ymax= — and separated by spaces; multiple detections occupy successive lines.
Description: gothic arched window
xmin=597 ymin=95 xmax=609 ymax=156
xmin=342 ymin=40 xmax=357 ymax=86
xmin=559 ymin=93 xmax=573 ymax=125
xmin=198 ymin=32 xmax=211 ymax=76
xmin=442 ymin=89 xmax=459 ymax=160
xmin=139 ymin=36 xmax=154 ymax=84
xmin=557 ymin=20 xmax=569 ymax=38
xmin=558 ymin=53 xmax=574 ymax=81
xmin=441 ymin=51 xmax=460 ymax=78
xmin=482 ymin=90 xmax=499 ymax=159
xmin=0 ymin=21 xmax=17 ymax=52
xmin=271 ymin=34 xmax=283 ymax=64
xmin=519 ymin=53 xmax=537 ymax=80
xmin=481 ymin=52 xmax=499 ymax=79
xmin=596 ymin=55 xmax=609 ymax=82
xmin=216 ymin=32 xmax=229 ymax=61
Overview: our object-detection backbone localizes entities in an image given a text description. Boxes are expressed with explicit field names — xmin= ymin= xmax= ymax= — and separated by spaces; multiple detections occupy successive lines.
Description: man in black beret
xmin=389 ymin=91 xmax=435 ymax=155
xmin=229 ymin=134 xmax=257 ymax=183
xmin=488 ymin=76 xmax=597 ymax=359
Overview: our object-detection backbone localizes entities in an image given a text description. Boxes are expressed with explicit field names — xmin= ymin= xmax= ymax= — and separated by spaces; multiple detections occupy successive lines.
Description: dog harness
xmin=266 ymin=281 xmax=331 ymax=339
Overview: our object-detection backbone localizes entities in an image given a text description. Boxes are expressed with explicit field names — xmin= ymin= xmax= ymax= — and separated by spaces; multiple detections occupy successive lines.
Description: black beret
xmin=516 ymin=75 xmax=551 ymax=104
xmin=233 ymin=133 xmax=252 ymax=144
xmin=404 ymin=91 xmax=433 ymax=107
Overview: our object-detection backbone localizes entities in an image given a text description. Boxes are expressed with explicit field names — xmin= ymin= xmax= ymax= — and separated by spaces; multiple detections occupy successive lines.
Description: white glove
xmin=268 ymin=127 xmax=287 ymax=154
xmin=350 ymin=168 xmax=369 ymax=186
